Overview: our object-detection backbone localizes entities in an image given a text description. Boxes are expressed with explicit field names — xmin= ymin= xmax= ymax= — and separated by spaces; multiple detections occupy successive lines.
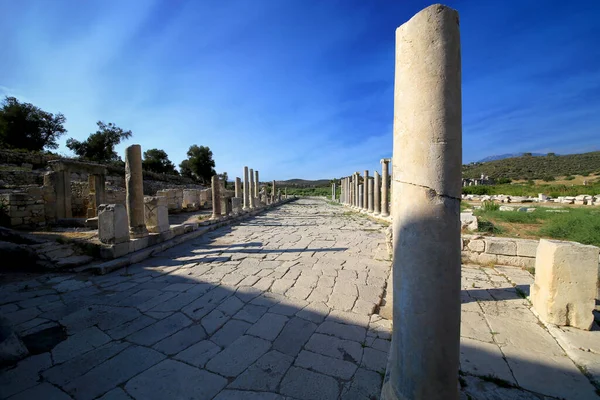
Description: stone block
xmin=496 ymin=255 xmax=535 ymax=269
xmin=98 ymin=204 xmax=130 ymax=244
xmin=144 ymin=196 xmax=169 ymax=233
xmin=531 ymin=239 xmax=599 ymax=330
xmin=516 ymin=239 xmax=539 ymax=258
xmin=467 ymin=239 xmax=485 ymax=252
xmin=485 ymin=238 xmax=516 ymax=256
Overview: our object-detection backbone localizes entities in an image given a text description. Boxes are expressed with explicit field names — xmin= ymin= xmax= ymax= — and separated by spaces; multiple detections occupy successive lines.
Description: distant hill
xmin=478 ymin=153 xmax=545 ymax=162
xmin=276 ymin=178 xmax=331 ymax=188
xmin=463 ymin=151 xmax=600 ymax=180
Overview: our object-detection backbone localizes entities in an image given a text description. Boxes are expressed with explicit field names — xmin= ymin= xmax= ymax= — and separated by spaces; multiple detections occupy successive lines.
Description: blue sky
xmin=1 ymin=0 xmax=599 ymax=180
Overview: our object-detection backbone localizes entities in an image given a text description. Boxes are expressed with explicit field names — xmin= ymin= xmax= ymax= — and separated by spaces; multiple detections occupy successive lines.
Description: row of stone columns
xmin=339 ymin=159 xmax=391 ymax=218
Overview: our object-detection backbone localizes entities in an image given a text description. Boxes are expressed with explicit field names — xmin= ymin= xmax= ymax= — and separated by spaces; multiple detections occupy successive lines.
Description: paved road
xmin=1 ymin=198 xmax=392 ymax=400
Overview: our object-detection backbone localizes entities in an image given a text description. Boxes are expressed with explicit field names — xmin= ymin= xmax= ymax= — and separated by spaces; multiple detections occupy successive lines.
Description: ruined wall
xmin=0 ymin=187 xmax=45 ymax=229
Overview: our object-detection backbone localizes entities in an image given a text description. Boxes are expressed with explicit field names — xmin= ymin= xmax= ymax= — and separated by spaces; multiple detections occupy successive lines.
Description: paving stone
xmin=50 ymin=326 xmax=110 ymax=364
xmin=317 ymin=321 xmax=366 ymax=342
xmin=280 ymin=366 xmax=339 ymax=400
xmin=269 ymin=298 xmax=308 ymax=316
xmin=305 ymin=333 xmax=363 ymax=364
xmin=148 ymin=292 xmax=200 ymax=312
xmin=63 ymin=346 xmax=165 ymax=400
xmin=0 ymin=353 xmax=52 ymax=399
xmin=211 ymin=319 xmax=252 ymax=347
xmin=273 ymin=317 xmax=317 ymax=356
xmin=201 ymin=309 xmax=230 ymax=334
xmin=60 ymin=305 xmax=141 ymax=334
xmin=306 ymin=287 xmax=331 ymax=303
xmin=126 ymin=312 xmax=192 ymax=346
xmin=235 ymin=286 xmax=263 ymax=302
xmin=296 ymin=302 xmax=330 ymax=323
xmin=205 ymin=335 xmax=271 ymax=377
xmin=97 ymin=387 xmax=133 ymax=400
xmin=246 ymin=312 xmax=288 ymax=341
xmin=174 ymin=340 xmax=221 ymax=367
xmin=270 ymin=279 xmax=295 ymax=294
xmin=328 ymin=310 xmax=370 ymax=327
xmin=216 ymin=295 xmax=246 ymax=317
xmin=327 ymin=292 xmax=357 ymax=311
xmin=7 ymin=382 xmax=72 ymax=400
xmin=459 ymin=337 xmax=515 ymax=385
xmin=234 ymin=304 xmax=268 ymax=323
xmin=136 ymin=292 xmax=179 ymax=312
xmin=285 ymin=285 xmax=313 ymax=300
xmin=182 ymin=286 xmax=232 ymax=320
xmin=341 ymin=367 xmax=383 ymax=400
xmin=296 ymin=350 xmax=357 ymax=379
xmin=214 ymin=390 xmax=284 ymax=400
xmin=4 ymin=307 xmax=40 ymax=326
xmin=229 ymin=350 xmax=294 ymax=391
xmin=43 ymin=342 xmax=130 ymax=386
xmin=152 ymin=324 xmax=207 ymax=355
xmin=360 ymin=347 xmax=388 ymax=373
xmin=125 ymin=359 xmax=226 ymax=400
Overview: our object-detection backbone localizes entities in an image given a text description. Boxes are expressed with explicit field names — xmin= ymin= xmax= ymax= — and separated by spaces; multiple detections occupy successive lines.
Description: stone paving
xmin=1 ymin=199 xmax=392 ymax=400
xmin=1 ymin=198 xmax=599 ymax=399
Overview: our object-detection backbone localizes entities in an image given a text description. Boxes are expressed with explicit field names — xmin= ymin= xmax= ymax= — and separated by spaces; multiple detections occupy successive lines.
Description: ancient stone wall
xmin=461 ymin=235 xmax=538 ymax=269
xmin=0 ymin=170 xmax=43 ymax=188
xmin=0 ymin=187 xmax=45 ymax=228
xmin=70 ymin=181 xmax=90 ymax=217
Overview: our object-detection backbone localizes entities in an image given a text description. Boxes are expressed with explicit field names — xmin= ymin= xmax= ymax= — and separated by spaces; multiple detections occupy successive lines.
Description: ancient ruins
xmin=1 ymin=4 xmax=599 ymax=400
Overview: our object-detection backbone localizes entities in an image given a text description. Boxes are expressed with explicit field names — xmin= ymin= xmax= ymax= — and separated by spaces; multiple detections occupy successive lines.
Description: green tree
xmin=142 ymin=148 xmax=178 ymax=174
xmin=523 ymin=152 xmax=533 ymax=157
xmin=178 ymin=145 xmax=216 ymax=184
xmin=66 ymin=121 xmax=132 ymax=162
xmin=0 ymin=96 xmax=67 ymax=151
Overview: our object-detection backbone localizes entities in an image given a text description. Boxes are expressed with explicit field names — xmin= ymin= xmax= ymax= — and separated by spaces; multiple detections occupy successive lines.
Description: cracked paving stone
xmin=280 ymin=366 xmax=340 ymax=400
xmin=273 ymin=317 xmax=317 ymax=357
xmin=205 ymin=335 xmax=271 ymax=377
xmin=229 ymin=350 xmax=294 ymax=391
xmin=126 ymin=312 xmax=192 ymax=346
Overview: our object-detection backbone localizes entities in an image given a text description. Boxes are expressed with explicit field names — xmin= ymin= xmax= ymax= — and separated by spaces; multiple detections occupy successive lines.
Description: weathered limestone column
xmin=243 ymin=167 xmax=250 ymax=210
xmin=374 ymin=171 xmax=381 ymax=214
xmin=331 ymin=182 xmax=336 ymax=201
xmin=354 ymin=172 xmax=360 ymax=208
xmin=381 ymin=159 xmax=390 ymax=217
xmin=368 ymin=177 xmax=374 ymax=212
xmin=363 ymin=170 xmax=369 ymax=211
xmin=211 ymin=175 xmax=222 ymax=219
xmin=254 ymin=170 xmax=260 ymax=199
xmin=272 ymin=180 xmax=276 ymax=203
xmin=249 ymin=168 xmax=255 ymax=209
xmin=125 ymin=145 xmax=148 ymax=238
xmin=358 ymin=184 xmax=363 ymax=209
xmin=382 ymin=5 xmax=462 ymax=400
xmin=235 ymin=177 xmax=242 ymax=198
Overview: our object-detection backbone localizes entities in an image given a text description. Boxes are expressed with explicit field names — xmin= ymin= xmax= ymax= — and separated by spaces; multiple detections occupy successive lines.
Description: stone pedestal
xmin=382 ymin=5 xmax=461 ymax=400
xmin=212 ymin=175 xmax=222 ymax=218
xmin=381 ymin=159 xmax=390 ymax=217
xmin=144 ymin=196 xmax=169 ymax=233
xmin=221 ymin=197 xmax=231 ymax=216
xmin=232 ymin=197 xmax=242 ymax=214
xmin=125 ymin=145 xmax=148 ymax=238
xmin=531 ymin=239 xmax=599 ymax=330
xmin=243 ymin=167 xmax=250 ymax=210
xmin=368 ymin=178 xmax=374 ymax=212
xmin=374 ymin=171 xmax=381 ymax=215
xmin=98 ymin=204 xmax=130 ymax=244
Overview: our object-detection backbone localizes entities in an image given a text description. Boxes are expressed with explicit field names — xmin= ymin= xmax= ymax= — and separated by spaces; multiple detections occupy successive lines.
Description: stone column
xmin=254 ymin=170 xmax=259 ymax=199
xmin=381 ymin=5 xmax=461 ymax=400
xmin=243 ymin=167 xmax=250 ymax=210
xmin=235 ymin=177 xmax=242 ymax=198
xmin=374 ymin=171 xmax=381 ymax=215
xmin=211 ymin=175 xmax=222 ymax=218
xmin=125 ymin=145 xmax=148 ymax=238
xmin=381 ymin=159 xmax=390 ymax=217
xmin=331 ymin=183 xmax=336 ymax=201
xmin=354 ymin=172 xmax=360 ymax=208
xmin=368 ymin=178 xmax=374 ymax=213
xmin=358 ymin=184 xmax=363 ymax=209
xmin=272 ymin=180 xmax=276 ymax=203
xmin=363 ymin=170 xmax=369 ymax=211
xmin=249 ymin=168 xmax=255 ymax=209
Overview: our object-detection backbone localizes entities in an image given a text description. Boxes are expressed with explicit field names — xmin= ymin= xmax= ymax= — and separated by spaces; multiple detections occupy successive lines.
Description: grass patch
xmin=515 ymin=287 xmax=528 ymax=299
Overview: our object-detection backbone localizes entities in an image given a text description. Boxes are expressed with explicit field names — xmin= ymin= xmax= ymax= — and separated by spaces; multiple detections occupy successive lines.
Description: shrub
xmin=542 ymin=176 xmax=555 ymax=182
xmin=481 ymin=200 xmax=499 ymax=212
xmin=564 ymin=175 xmax=575 ymax=181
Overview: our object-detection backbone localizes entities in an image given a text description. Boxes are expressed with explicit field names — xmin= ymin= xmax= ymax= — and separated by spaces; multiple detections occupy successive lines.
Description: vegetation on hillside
xmin=142 ymin=149 xmax=178 ymax=175
xmin=463 ymin=151 xmax=600 ymax=180
xmin=66 ymin=121 xmax=132 ymax=162
xmin=463 ymin=182 xmax=600 ymax=197
xmin=473 ymin=206 xmax=600 ymax=247
xmin=179 ymin=145 xmax=216 ymax=184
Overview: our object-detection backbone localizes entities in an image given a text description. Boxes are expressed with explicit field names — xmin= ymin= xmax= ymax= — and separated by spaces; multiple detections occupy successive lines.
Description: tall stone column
xmin=125 ymin=145 xmax=148 ymax=238
xmin=243 ymin=167 xmax=250 ymax=210
xmin=381 ymin=159 xmax=390 ymax=217
xmin=254 ymin=170 xmax=260 ymax=198
xmin=331 ymin=182 xmax=336 ymax=201
xmin=354 ymin=172 xmax=360 ymax=208
xmin=358 ymin=184 xmax=363 ymax=208
xmin=249 ymin=168 xmax=255 ymax=209
xmin=374 ymin=171 xmax=381 ymax=215
xmin=211 ymin=175 xmax=221 ymax=219
xmin=363 ymin=170 xmax=369 ymax=211
xmin=235 ymin=177 xmax=242 ymax=198
xmin=381 ymin=5 xmax=461 ymax=400
xmin=368 ymin=177 xmax=374 ymax=213
xmin=272 ymin=180 xmax=276 ymax=203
